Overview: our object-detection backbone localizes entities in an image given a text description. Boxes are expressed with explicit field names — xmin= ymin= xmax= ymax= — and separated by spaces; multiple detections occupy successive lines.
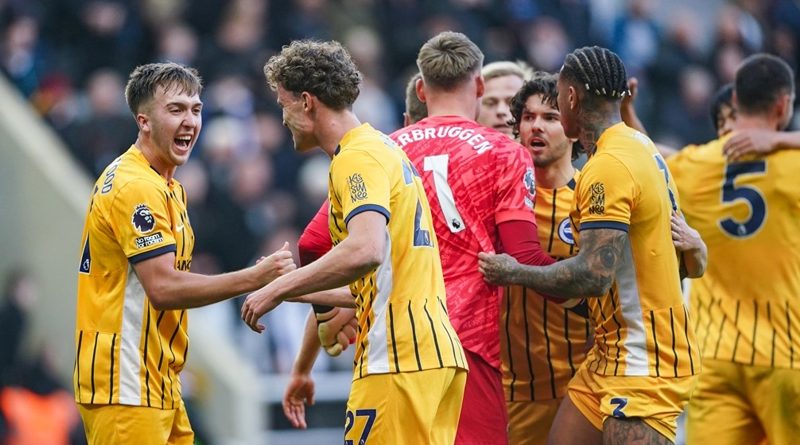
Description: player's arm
xmin=479 ymin=227 xmax=626 ymax=300
xmin=133 ymin=243 xmax=295 ymax=310
xmin=241 ymin=210 xmax=385 ymax=332
xmin=620 ymin=77 xmax=647 ymax=135
xmin=620 ymin=77 xmax=677 ymax=158
xmin=723 ymin=129 xmax=800 ymax=160
xmin=283 ymin=309 xmax=321 ymax=429
xmin=493 ymin=144 xmax=555 ymax=267
xmin=291 ymin=200 xmax=355 ymax=310
xmin=289 ymin=199 xmax=357 ymax=354
xmin=287 ymin=288 xmax=356 ymax=308
xmin=498 ymin=221 xmax=555 ymax=266
xmin=671 ymin=212 xmax=706 ymax=279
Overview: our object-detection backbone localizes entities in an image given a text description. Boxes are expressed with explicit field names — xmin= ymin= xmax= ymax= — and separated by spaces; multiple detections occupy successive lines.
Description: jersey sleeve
xmin=298 ymin=200 xmax=333 ymax=266
xmin=493 ymin=142 xmax=537 ymax=224
xmin=110 ymin=179 xmax=177 ymax=263
xmin=575 ymin=153 xmax=636 ymax=232
xmin=330 ymin=149 xmax=391 ymax=226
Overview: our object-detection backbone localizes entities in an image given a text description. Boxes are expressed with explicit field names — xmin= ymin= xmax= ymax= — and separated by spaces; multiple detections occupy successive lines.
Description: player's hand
xmin=240 ymin=285 xmax=282 ymax=333
xmin=723 ymin=129 xmax=776 ymax=160
xmin=255 ymin=242 xmax=296 ymax=285
xmin=316 ymin=307 xmax=358 ymax=357
xmin=477 ymin=252 xmax=519 ymax=286
xmin=671 ymin=212 xmax=703 ymax=252
xmin=283 ymin=372 xmax=315 ymax=429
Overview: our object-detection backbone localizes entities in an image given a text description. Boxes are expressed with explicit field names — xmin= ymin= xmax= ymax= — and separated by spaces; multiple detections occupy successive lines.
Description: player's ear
xmin=136 ymin=113 xmax=149 ymax=132
xmin=475 ymin=74 xmax=485 ymax=99
xmin=567 ymin=85 xmax=579 ymax=112
xmin=415 ymin=77 xmax=426 ymax=104
xmin=775 ymin=92 xmax=793 ymax=128
xmin=300 ymin=91 xmax=314 ymax=113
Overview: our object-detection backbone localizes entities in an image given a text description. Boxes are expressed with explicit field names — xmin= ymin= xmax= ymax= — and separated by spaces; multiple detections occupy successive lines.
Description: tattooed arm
xmin=479 ymin=228 xmax=627 ymax=300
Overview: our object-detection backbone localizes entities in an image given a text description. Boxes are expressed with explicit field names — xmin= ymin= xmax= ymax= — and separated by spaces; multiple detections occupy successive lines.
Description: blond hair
xmin=416 ymin=31 xmax=483 ymax=91
xmin=482 ymin=61 xmax=532 ymax=82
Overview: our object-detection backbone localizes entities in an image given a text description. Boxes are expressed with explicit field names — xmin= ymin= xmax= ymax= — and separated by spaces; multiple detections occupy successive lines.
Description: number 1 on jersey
xmin=424 ymin=154 xmax=466 ymax=233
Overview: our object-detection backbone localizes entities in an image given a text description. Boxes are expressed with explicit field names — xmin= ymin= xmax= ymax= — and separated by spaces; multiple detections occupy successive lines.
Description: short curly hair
xmin=264 ymin=40 xmax=362 ymax=110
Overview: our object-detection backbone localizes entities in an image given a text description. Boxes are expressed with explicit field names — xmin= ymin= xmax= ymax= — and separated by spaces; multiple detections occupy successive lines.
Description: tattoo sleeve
xmin=509 ymin=228 xmax=628 ymax=299
xmin=603 ymin=417 xmax=672 ymax=445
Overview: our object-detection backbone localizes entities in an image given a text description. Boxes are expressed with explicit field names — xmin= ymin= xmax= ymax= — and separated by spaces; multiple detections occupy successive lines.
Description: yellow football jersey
xmin=572 ymin=123 xmax=700 ymax=378
xmin=328 ymin=124 xmax=467 ymax=379
xmin=668 ymin=136 xmax=800 ymax=368
xmin=501 ymin=172 xmax=591 ymax=401
xmin=75 ymin=145 xmax=193 ymax=408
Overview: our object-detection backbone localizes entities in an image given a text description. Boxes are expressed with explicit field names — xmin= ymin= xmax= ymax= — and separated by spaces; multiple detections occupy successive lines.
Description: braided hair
xmin=560 ymin=46 xmax=629 ymax=101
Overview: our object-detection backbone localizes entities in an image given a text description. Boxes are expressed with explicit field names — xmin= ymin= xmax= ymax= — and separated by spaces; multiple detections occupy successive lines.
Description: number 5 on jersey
xmin=719 ymin=161 xmax=767 ymax=238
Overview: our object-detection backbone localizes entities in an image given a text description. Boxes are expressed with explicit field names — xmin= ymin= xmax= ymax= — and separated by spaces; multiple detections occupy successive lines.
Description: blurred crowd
xmin=2 ymin=0 xmax=800 ymax=375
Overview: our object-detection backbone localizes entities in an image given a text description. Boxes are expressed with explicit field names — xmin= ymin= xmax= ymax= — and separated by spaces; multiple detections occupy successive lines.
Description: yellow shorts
xmin=567 ymin=365 xmax=697 ymax=443
xmin=345 ymin=367 xmax=466 ymax=445
xmin=686 ymin=359 xmax=800 ymax=445
xmin=78 ymin=401 xmax=193 ymax=445
xmin=507 ymin=398 xmax=563 ymax=445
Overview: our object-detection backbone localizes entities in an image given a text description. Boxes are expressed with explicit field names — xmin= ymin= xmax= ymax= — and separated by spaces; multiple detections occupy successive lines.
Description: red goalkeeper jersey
xmin=390 ymin=115 xmax=544 ymax=368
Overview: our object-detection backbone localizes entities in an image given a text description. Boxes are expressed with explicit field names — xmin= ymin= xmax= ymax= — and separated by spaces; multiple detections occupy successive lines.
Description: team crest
xmin=523 ymin=168 xmax=536 ymax=195
xmin=588 ymin=182 xmax=605 ymax=215
xmin=558 ymin=218 xmax=575 ymax=245
xmin=132 ymin=203 xmax=156 ymax=234
xmin=347 ymin=173 xmax=368 ymax=203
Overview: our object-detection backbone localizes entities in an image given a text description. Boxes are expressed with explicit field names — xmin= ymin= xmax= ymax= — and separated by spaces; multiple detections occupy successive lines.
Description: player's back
xmin=391 ymin=115 xmax=536 ymax=368
xmin=668 ymin=136 xmax=800 ymax=367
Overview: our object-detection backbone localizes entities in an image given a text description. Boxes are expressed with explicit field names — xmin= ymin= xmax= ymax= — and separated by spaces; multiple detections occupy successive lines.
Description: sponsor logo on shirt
xmin=347 ymin=173 xmax=368 ymax=203
xmin=588 ymin=182 xmax=605 ymax=215
xmin=135 ymin=232 xmax=164 ymax=249
xmin=132 ymin=203 xmax=156 ymax=234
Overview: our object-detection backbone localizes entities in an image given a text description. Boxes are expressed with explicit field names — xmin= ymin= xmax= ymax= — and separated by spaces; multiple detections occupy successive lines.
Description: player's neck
xmin=535 ymin=156 xmax=575 ymax=189
xmin=578 ymin=106 xmax=621 ymax=157
xmin=134 ymin=138 xmax=176 ymax=182
xmin=735 ymin=114 xmax=781 ymax=132
xmin=425 ymin=92 xmax=480 ymax=121
xmin=318 ymin=110 xmax=362 ymax=157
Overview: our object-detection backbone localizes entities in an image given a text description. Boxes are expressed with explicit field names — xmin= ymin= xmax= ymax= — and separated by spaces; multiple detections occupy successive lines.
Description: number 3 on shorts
xmin=344 ymin=408 xmax=377 ymax=445
xmin=609 ymin=397 xmax=628 ymax=419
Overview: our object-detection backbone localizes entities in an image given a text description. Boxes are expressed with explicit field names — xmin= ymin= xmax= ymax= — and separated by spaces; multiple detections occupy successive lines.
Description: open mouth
xmin=529 ymin=138 xmax=547 ymax=148
xmin=174 ymin=135 xmax=192 ymax=149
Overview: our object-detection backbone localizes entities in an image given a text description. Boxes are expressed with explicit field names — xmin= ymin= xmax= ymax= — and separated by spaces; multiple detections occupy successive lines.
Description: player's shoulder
xmin=668 ymin=137 xmax=726 ymax=170
xmin=94 ymin=149 xmax=164 ymax=201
